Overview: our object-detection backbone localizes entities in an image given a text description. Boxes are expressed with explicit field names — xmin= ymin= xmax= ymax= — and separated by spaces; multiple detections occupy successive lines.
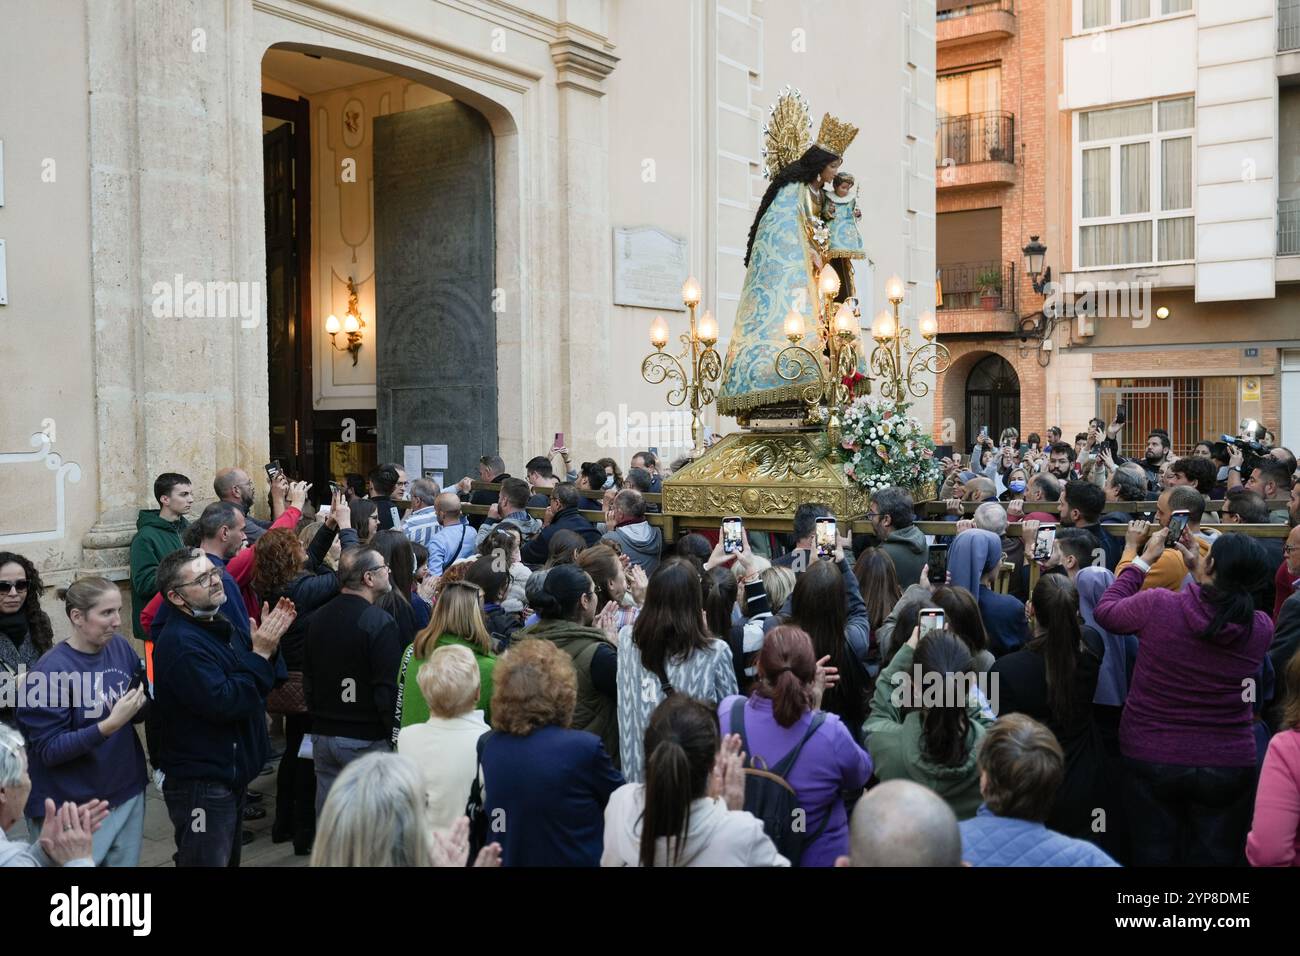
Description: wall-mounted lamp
xmin=326 ymin=277 xmax=365 ymax=366
xmin=1022 ymin=235 xmax=1051 ymax=295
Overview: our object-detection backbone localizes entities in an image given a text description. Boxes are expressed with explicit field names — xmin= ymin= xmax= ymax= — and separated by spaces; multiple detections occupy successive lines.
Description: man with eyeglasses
xmin=454 ymin=454 xmax=509 ymax=530
xmin=151 ymin=548 xmax=296 ymax=867
xmin=303 ymin=546 xmax=402 ymax=817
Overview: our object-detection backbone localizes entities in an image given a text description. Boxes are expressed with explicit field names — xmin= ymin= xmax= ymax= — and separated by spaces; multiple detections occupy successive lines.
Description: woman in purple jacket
xmin=718 ymin=625 xmax=872 ymax=867
xmin=1094 ymin=527 xmax=1273 ymax=866
xmin=17 ymin=577 xmax=149 ymax=866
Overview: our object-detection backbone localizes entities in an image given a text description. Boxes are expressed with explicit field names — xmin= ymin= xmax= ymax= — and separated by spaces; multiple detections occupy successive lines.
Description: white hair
xmin=0 ymin=723 xmax=26 ymax=789
xmin=311 ymin=752 xmax=432 ymax=867
xmin=973 ymin=501 xmax=1008 ymax=536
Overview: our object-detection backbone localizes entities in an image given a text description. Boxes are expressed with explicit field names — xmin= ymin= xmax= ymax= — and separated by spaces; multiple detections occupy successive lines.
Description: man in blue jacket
xmin=151 ymin=548 xmax=296 ymax=867
xmin=522 ymin=483 xmax=601 ymax=565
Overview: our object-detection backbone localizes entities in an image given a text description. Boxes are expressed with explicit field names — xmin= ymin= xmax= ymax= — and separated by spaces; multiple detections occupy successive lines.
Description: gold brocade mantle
xmin=662 ymin=430 xmax=870 ymax=521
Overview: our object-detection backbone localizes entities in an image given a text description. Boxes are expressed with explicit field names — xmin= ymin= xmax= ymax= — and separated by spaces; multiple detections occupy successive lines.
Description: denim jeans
xmin=1121 ymin=757 xmax=1256 ymax=866
xmin=313 ymin=735 xmax=389 ymax=819
xmin=162 ymin=778 xmax=247 ymax=867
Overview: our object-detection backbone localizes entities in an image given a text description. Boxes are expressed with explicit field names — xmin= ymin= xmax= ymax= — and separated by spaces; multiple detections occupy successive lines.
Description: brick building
xmin=933 ymin=0 xmax=1300 ymax=456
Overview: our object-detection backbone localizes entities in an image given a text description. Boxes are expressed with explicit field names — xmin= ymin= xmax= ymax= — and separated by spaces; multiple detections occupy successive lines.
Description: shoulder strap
xmin=728 ymin=698 xmax=750 ymax=758
xmin=772 ymin=712 xmax=828 ymax=779
xmin=457 ymin=523 xmax=469 ymax=557
xmin=656 ymin=669 xmax=675 ymax=697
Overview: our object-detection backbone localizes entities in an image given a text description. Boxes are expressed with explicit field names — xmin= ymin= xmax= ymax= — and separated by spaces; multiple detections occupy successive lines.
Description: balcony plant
xmin=977 ymin=268 xmax=1002 ymax=310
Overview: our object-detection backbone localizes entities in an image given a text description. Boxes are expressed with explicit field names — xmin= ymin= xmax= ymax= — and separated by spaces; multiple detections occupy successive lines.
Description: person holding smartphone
xmin=1116 ymin=487 xmax=1211 ymax=592
xmin=17 ymin=577 xmax=149 ymax=866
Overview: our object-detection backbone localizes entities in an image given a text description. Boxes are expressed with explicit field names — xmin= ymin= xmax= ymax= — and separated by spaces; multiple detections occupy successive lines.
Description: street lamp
xmin=1022 ymin=235 xmax=1051 ymax=294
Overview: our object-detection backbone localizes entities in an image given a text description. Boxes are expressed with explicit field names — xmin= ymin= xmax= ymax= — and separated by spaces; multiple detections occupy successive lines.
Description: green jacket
xmin=863 ymin=643 xmax=993 ymax=820
xmin=515 ymin=618 xmax=620 ymax=766
xmin=129 ymin=509 xmax=188 ymax=640
xmin=397 ymin=634 xmax=495 ymax=731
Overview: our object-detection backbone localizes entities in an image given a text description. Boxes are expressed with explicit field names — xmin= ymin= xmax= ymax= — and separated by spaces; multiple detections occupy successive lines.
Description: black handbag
xmin=464 ymin=730 xmax=495 ymax=862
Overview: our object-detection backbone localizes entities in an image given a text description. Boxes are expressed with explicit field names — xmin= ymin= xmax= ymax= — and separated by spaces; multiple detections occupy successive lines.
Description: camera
xmin=1220 ymin=434 xmax=1271 ymax=477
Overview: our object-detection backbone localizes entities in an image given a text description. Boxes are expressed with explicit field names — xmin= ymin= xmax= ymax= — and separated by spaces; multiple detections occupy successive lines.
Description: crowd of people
xmin=1 ymin=418 xmax=1299 ymax=869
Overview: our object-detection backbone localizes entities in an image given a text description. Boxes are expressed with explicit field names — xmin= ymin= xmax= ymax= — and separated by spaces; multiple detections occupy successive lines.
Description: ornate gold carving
xmin=685 ymin=438 xmax=828 ymax=484
xmin=815 ymin=112 xmax=859 ymax=158
xmin=761 ymin=87 xmax=812 ymax=180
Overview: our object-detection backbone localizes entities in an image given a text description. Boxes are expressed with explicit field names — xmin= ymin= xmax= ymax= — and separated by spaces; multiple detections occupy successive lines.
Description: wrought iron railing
xmin=936 ymin=111 xmax=1016 ymax=167
xmin=937 ymin=260 xmax=1017 ymax=313
xmin=1280 ymin=198 xmax=1300 ymax=256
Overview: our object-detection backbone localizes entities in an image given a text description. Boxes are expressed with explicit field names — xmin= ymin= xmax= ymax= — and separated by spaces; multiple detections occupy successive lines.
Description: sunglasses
xmin=0 ymin=580 xmax=30 ymax=594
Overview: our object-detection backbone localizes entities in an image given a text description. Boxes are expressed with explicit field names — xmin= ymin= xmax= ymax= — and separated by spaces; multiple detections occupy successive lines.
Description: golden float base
xmin=662 ymin=429 xmax=870 ymax=522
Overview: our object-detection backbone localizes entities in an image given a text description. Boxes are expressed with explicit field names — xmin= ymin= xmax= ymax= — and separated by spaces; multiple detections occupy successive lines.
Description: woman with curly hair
xmin=0 ymin=552 xmax=54 ymax=730
xmin=481 ymin=639 xmax=623 ymax=866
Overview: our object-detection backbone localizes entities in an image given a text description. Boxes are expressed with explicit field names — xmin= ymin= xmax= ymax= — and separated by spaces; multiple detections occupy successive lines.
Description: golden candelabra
xmin=869 ymin=275 xmax=950 ymax=402
xmin=773 ymin=263 xmax=861 ymax=444
xmin=642 ymin=277 xmax=722 ymax=458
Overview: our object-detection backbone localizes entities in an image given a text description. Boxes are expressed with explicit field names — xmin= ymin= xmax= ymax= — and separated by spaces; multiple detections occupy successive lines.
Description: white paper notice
xmin=403 ymin=445 xmax=422 ymax=481
xmin=422 ymin=444 xmax=448 ymax=470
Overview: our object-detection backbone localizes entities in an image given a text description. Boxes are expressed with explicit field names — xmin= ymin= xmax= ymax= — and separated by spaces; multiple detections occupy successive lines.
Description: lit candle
xmin=681 ymin=276 xmax=702 ymax=307
xmin=885 ymin=274 xmax=905 ymax=302
xmin=872 ymin=309 xmax=896 ymax=341
xmin=918 ymin=310 xmax=938 ymax=339
xmin=697 ymin=310 xmax=718 ymax=346
xmin=325 ymin=314 xmax=341 ymax=335
xmin=783 ymin=308 xmax=805 ymax=342
xmin=649 ymin=315 xmax=670 ymax=349
xmin=833 ymin=302 xmax=855 ymax=336
xmin=818 ymin=264 xmax=841 ymax=298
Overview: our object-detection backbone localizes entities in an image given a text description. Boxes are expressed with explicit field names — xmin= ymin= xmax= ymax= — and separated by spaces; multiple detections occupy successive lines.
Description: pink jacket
xmin=1247 ymin=729 xmax=1300 ymax=867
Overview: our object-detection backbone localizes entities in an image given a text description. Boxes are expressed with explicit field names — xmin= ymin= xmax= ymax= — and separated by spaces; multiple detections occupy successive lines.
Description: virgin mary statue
xmin=717 ymin=90 xmax=870 ymax=425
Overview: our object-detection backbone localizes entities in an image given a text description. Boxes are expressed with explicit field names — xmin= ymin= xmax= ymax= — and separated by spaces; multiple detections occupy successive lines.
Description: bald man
xmin=426 ymin=492 xmax=475 ymax=576
xmin=214 ymin=466 xmax=273 ymax=544
xmin=834 ymin=780 xmax=963 ymax=867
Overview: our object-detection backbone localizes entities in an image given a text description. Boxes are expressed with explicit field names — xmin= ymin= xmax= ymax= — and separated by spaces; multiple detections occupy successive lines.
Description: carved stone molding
xmin=549 ymin=37 xmax=619 ymax=95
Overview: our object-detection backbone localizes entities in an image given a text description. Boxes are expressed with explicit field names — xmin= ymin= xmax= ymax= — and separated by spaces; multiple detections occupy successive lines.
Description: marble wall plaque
xmin=613 ymin=227 xmax=688 ymax=311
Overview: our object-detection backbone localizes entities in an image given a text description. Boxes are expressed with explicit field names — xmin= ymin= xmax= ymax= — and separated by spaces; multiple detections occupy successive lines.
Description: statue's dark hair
xmin=744 ymin=145 xmax=840 ymax=267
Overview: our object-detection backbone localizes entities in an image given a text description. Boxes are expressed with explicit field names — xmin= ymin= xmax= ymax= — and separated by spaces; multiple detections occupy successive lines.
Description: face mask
xmin=1008 ymin=480 xmax=1027 ymax=493
xmin=602 ymin=475 xmax=615 ymax=490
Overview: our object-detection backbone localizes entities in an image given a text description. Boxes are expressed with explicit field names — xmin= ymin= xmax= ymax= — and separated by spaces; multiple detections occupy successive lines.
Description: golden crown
xmin=815 ymin=112 xmax=859 ymax=158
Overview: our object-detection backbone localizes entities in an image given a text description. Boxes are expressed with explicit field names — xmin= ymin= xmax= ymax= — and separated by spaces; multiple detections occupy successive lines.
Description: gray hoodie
xmin=602 ymin=521 xmax=663 ymax=574
xmin=881 ymin=523 xmax=928 ymax=588
xmin=600 ymin=784 xmax=789 ymax=867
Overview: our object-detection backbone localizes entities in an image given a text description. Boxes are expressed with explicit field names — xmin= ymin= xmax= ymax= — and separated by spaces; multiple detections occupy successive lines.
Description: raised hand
xmin=595 ymin=601 xmax=622 ymax=642
xmin=431 ymin=816 xmax=471 ymax=868
xmin=708 ymin=733 xmax=747 ymax=811
xmin=39 ymin=799 xmax=94 ymax=865
xmin=1125 ymin=519 xmax=1151 ymax=552
xmin=99 ymin=685 xmax=147 ymax=737
xmin=626 ymin=564 xmax=648 ymax=606
xmin=289 ymin=480 xmax=310 ymax=510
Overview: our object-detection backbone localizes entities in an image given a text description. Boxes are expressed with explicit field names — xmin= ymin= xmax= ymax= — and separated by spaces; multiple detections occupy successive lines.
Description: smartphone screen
xmin=329 ymin=481 xmax=341 ymax=496
xmin=814 ymin=517 xmax=837 ymax=559
xmin=264 ymin=460 xmax=281 ymax=481
xmin=722 ymin=517 xmax=744 ymax=555
xmin=919 ymin=608 xmax=945 ymax=640
xmin=127 ymin=658 xmax=148 ymax=696
xmin=979 ymin=425 xmax=989 ymax=440
xmin=1167 ymin=510 xmax=1190 ymax=545
xmin=1115 ymin=405 xmax=1127 ymax=424
xmin=927 ymin=544 xmax=948 ymax=583
xmin=1032 ymin=525 xmax=1057 ymax=562
xmin=553 ymin=432 xmax=564 ymax=450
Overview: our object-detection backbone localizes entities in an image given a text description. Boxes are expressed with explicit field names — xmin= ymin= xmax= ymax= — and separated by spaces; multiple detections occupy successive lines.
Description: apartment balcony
xmin=936 ymin=111 xmax=1016 ymax=189
xmin=936 ymin=260 xmax=1019 ymax=334
xmin=937 ymin=0 xmax=1016 ymax=49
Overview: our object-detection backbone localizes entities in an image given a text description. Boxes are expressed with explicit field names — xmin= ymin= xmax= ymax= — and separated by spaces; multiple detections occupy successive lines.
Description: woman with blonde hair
xmin=397 ymin=574 xmax=495 ymax=733
xmin=311 ymin=751 xmax=500 ymax=868
xmin=396 ymin=644 xmax=489 ymax=828
xmin=481 ymin=639 xmax=623 ymax=866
